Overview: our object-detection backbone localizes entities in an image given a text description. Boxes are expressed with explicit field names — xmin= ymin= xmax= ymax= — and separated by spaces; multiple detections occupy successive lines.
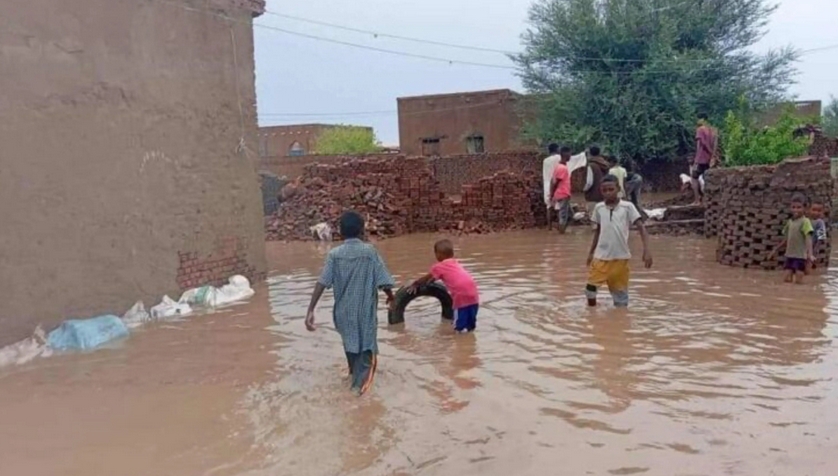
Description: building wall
xmin=257 ymin=124 xmax=374 ymax=157
xmin=398 ymin=90 xmax=524 ymax=156
xmin=0 ymin=0 xmax=267 ymax=346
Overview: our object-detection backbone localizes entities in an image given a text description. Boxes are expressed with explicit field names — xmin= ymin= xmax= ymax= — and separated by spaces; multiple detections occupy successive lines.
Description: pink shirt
xmin=430 ymin=259 xmax=479 ymax=309
xmin=695 ymin=125 xmax=717 ymax=165
xmin=552 ymin=162 xmax=571 ymax=200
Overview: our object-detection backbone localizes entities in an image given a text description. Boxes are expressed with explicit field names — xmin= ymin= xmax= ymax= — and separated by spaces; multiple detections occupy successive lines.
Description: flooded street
xmin=2 ymin=231 xmax=838 ymax=476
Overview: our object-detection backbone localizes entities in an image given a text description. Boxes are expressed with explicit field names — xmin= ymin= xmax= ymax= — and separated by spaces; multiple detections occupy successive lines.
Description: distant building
xmin=397 ymin=89 xmax=527 ymax=156
xmin=758 ymin=100 xmax=823 ymax=127
xmin=258 ymin=124 xmax=373 ymax=157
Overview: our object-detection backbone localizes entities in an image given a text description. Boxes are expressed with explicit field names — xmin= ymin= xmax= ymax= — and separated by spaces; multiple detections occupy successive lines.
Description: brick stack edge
xmin=265 ymin=156 xmax=546 ymax=241
xmin=177 ymin=237 xmax=263 ymax=290
xmin=704 ymin=158 xmax=832 ymax=269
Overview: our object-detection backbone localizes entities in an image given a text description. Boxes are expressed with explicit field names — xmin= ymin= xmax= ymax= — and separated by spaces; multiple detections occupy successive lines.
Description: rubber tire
xmin=388 ymin=283 xmax=454 ymax=325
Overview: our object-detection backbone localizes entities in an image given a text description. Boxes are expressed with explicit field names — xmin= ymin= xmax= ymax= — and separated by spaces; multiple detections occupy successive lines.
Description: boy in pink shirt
xmin=549 ymin=146 xmax=572 ymax=234
xmin=410 ymin=240 xmax=480 ymax=332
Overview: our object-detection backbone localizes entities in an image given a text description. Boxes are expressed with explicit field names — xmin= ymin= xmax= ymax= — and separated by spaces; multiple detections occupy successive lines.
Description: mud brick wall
xmin=177 ymin=237 xmax=263 ymax=290
xmin=705 ymin=158 xmax=832 ymax=269
xmin=430 ymin=152 xmax=541 ymax=195
xmin=810 ymin=135 xmax=838 ymax=158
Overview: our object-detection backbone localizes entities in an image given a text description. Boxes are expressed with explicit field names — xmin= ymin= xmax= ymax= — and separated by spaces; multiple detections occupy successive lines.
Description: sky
xmin=254 ymin=0 xmax=838 ymax=145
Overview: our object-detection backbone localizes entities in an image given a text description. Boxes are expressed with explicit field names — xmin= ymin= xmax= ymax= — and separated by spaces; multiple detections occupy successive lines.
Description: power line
xmin=263 ymin=11 xmax=516 ymax=55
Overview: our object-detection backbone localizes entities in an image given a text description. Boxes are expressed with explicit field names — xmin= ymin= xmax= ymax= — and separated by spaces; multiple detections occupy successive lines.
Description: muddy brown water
xmin=1 ymin=231 xmax=837 ymax=476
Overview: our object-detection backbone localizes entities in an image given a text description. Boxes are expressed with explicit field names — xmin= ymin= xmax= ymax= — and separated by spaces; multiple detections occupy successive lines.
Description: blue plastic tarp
xmin=47 ymin=315 xmax=130 ymax=351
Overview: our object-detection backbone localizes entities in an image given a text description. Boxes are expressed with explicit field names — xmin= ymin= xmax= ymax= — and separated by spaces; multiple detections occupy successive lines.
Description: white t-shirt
xmin=591 ymin=200 xmax=642 ymax=260
xmin=542 ymin=154 xmax=562 ymax=205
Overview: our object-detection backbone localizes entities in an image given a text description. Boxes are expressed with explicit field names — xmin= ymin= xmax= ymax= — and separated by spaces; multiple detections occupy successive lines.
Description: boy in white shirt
xmin=586 ymin=175 xmax=653 ymax=307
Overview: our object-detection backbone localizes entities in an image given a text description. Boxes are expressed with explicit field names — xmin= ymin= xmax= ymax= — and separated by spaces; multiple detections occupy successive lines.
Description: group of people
xmin=542 ymin=144 xmax=645 ymax=234
xmin=771 ymin=194 xmax=829 ymax=284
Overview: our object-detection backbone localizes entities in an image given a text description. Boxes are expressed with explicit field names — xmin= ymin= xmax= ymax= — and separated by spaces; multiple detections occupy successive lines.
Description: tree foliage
xmin=823 ymin=97 xmax=838 ymax=138
xmin=514 ymin=0 xmax=798 ymax=162
xmin=315 ymin=126 xmax=381 ymax=155
xmin=722 ymin=103 xmax=809 ymax=166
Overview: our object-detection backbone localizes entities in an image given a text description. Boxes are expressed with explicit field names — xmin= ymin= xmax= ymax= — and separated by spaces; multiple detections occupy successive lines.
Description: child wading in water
xmin=771 ymin=194 xmax=814 ymax=284
xmin=586 ymin=175 xmax=653 ymax=307
xmin=807 ymin=199 xmax=828 ymax=273
xmin=411 ymin=240 xmax=480 ymax=333
xmin=305 ymin=211 xmax=396 ymax=396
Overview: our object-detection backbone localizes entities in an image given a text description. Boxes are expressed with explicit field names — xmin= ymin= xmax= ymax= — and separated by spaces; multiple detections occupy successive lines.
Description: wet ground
xmin=2 ymin=231 xmax=837 ymax=476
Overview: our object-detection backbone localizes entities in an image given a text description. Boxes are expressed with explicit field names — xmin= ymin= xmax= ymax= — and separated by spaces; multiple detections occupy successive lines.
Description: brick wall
xmin=704 ymin=158 xmax=832 ymax=269
xmin=430 ymin=152 xmax=541 ymax=195
xmin=177 ymin=237 xmax=264 ymax=290
xmin=810 ymin=134 xmax=838 ymax=158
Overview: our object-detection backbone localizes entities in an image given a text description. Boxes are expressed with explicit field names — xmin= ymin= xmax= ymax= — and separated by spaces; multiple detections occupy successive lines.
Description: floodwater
xmin=2 ymin=231 xmax=837 ymax=476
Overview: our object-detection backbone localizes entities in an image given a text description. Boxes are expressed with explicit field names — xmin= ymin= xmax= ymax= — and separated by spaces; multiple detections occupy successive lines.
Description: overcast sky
xmin=254 ymin=0 xmax=838 ymax=145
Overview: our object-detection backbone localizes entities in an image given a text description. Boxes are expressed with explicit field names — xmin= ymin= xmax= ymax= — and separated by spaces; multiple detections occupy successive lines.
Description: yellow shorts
xmin=587 ymin=259 xmax=630 ymax=292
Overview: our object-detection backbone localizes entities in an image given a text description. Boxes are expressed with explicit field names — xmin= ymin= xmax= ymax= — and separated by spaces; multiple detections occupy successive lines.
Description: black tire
xmin=388 ymin=283 xmax=454 ymax=325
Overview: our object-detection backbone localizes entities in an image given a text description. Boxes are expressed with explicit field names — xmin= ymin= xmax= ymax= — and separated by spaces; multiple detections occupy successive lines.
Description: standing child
xmin=770 ymin=194 xmax=814 ymax=284
xmin=607 ymin=156 xmax=627 ymax=199
xmin=549 ymin=147 xmax=573 ymax=234
xmin=305 ymin=211 xmax=396 ymax=396
xmin=586 ymin=175 xmax=653 ymax=307
xmin=808 ymin=200 xmax=829 ymax=273
xmin=411 ymin=240 xmax=480 ymax=333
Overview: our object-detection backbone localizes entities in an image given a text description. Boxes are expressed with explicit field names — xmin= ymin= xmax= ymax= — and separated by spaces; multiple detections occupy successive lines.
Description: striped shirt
xmin=318 ymin=239 xmax=395 ymax=354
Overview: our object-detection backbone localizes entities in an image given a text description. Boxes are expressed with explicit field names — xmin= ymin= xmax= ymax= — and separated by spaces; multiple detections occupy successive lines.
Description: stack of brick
xmin=454 ymin=170 xmax=544 ymax=231
xmin=705 ymin=158 xmax=832 ymax=269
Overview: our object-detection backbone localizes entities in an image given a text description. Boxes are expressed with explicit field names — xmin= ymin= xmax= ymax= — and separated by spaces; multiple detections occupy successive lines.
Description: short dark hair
xmin=434 ymin=239 xmax=455 ymax=258
xmin=791 ymin=193 xmax=808 ymax=205
xmin=589 ymin=145 xmax=601 ymax=156
xmin=811 ymin=198 xmax=825 ymax=206
xmin=560 ymin=146 xmax=572 ymax=155
xmin=601 ymin=174 xmax=619 ymax=184
xmin=698 ymin=112 xmax=709 ymax=121
xmin=339 ymin=210 xmax=365 ymax=239
xmin=548 ymin=143 xmax=560 ymax=154
xmin=607 ymin=155 xmax=619 ymax=165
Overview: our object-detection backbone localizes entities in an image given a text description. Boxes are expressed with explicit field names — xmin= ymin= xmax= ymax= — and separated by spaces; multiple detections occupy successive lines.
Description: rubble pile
xmin=265 ymin=157 xmax=546 ymax=241
xmin=705 ymin=158 xmax=832 ymax=269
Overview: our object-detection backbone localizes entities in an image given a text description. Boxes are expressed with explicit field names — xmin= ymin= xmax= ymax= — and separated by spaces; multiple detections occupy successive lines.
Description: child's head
xmin=560 ymin=146 xmax=572 ymax=162
xmin=809 ymin=199 xmax=826 ymax=220
xmin=433 ymin=239 xmax=455 ymax=262
xmin=697 ymin=112 xmax=709 ymax=126
xmin=790 ymin=193 xmax=807 ymax=219
xmin=339 ymin=210 xmax=365 ymax=239
xmin=601 ymin=174 xmax=620 ymax=202
xmin=548 ymin=143 xmax=560 ymax=155
xmin=589 ymin=145 xmax=601 ymax=157
xmin=607 ymin=155 xmax=619 ymax=167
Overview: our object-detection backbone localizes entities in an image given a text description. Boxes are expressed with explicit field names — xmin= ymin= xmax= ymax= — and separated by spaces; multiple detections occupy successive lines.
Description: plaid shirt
xmin=318 ymin=239 xmax=394 ymax=354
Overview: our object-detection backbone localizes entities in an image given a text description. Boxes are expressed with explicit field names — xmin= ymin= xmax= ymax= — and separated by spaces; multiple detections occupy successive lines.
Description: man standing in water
xmin=305 ymin=211 xmax=396 ymax=396
xmin=542 ymin=143 xmax=562 ymax=230
xmin=691 ymin=113 xmax=718 ymax=205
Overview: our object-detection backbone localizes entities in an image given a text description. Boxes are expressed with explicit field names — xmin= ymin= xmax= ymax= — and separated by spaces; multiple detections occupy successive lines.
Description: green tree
xmin=722 ymin=104 xmax=809 ymax=166
xmin=514 ymin=0 xmax=798 ymax=162
xmin=823 ymin=97 xmax=838 ymax=138
xmin=315 ymin=126 xmax=381 ymax=155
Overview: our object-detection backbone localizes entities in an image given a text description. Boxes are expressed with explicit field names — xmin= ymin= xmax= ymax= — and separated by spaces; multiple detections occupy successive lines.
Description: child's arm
xmin=635 ymin=219 xmax=653 ymax=268
xmin=411 ymin=273 xmax=435 ymax=289
xmin=587 ymin=225 xmax=600 ymax=265
xmin=549 ymin=177 xmax=559 ymax=203
xmin=806 ymin=234 xmax=814 ymax=262
xmin=769 ymin=240 xmax=787 ymax=259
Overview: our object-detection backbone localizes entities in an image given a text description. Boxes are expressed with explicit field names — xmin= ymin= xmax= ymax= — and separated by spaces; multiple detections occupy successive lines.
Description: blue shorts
xmin=454 ymin=304 xmax=479 ymax=332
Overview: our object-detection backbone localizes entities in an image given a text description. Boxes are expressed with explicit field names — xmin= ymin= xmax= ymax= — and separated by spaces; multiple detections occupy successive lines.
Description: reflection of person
xmin=770 ymin=194 xmax=814 ymax=284
xmin=305 ymin=211 xmax=396 ymax=396
xmin=586 ymin=176 xmax=653 ymax=307
xmin=691 ymin=113 xmax=718 ymax=205
xmin=410 ymin=240 xmax=480 ymax=333
xmin=549 ymin=147 xmax=573 ymax=234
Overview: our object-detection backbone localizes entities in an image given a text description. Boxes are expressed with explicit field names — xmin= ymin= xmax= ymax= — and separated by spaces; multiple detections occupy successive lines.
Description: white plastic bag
xmin=213 ymin=275 xmax=255 ymax=306
xmin=121 ymin=301 xmax=151 ymax=329
xmin=150 ymin=295 xmax=192 ymax=319
xmin=310 ymin=222 xmax=333 ymax=241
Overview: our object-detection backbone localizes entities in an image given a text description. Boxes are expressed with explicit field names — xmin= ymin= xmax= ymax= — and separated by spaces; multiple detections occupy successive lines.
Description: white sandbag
xmin=179 ymin=285 xmax=217 ymax=307
xmin=150 ymin=295 xmax=192 ymax=319
xmin=178 ymin=276 xmax=254 ymax=309
xmin=646 ymin=208 xmax=667 ymax=220
xmin=680 ymin=172 xmax=705 ymax=192
xmin=0 ymin=326 xmax=50 ymax=368
xmin=121 ymin=301 xmax=151 ymax=329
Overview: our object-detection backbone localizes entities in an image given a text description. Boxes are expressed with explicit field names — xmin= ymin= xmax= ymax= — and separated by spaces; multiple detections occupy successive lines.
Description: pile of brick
xmin=705 ymin=158 xmax=832 ymax=269
xmin=265 ymin=157 xmax=546 ymax=241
